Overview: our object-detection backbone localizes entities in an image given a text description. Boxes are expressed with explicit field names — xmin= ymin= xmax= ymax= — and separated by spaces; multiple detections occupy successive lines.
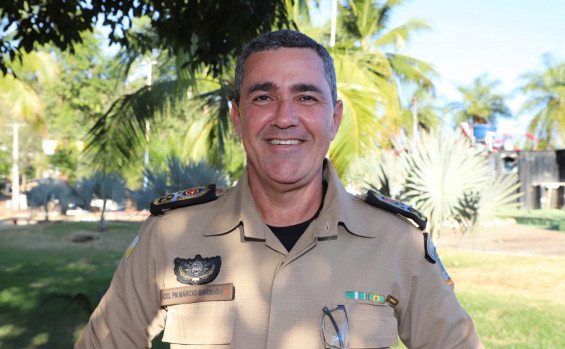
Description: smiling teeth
xmin=269 ymin=139 xmax=301 ymax=145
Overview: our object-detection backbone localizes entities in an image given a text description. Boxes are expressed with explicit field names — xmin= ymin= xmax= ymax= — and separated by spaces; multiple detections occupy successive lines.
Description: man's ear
xmin=230 ymin=100 xmax=243 ymax=140
xmin=330 ymin=100 xmax=344 ymax=139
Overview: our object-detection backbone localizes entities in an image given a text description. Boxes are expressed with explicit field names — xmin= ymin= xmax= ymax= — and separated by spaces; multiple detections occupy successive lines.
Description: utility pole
xmin=143 ymin=58 xmax=157 ymax=189
xmin=412 ymin=96 xmax=418 ymax=148
xmin=7 ymin=123 xmax=22 ymax=211
xmin=330 ymin=0 xmax=338 ymax=47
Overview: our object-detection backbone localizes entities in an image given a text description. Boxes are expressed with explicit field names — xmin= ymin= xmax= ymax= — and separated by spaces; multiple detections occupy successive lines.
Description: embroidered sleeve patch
xmin=437 ymin=254 xmax=453 ymax=285
xmin=150 ymin=185 xmax=217 ymax=216
xmin=422 ymin=233 xmax=453 ymax=284
xmin=364 ymin=190 xmax=428 ymax=230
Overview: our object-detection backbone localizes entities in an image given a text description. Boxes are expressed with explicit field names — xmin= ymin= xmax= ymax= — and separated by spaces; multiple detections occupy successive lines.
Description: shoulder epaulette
xmin=150 ymin=184 xmax=217 ymax=216
xmin=364 ymin=190 xmax=427 ymax=230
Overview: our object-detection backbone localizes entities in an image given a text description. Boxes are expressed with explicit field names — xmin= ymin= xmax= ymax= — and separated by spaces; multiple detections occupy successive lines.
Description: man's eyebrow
xmin=291 ymin=83 xmax=323 ymax=94
xmin=247 ymin=82 xmax=277 ymax=96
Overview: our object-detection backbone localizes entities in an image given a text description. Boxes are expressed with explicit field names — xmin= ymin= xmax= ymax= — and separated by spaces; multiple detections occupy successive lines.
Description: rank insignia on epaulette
xmin=150 ymin=185 xmax=217 ymax=216
xmin=364 ymin=190 xmax=427 ymax=230
xmin=423 ymin=232 xmax=437 ymax=264
xmin=174 ymin=254 xmax=221 ymax=285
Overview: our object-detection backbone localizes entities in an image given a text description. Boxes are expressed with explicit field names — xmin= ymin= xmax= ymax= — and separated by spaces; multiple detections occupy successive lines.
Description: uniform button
xmin=325 ymin=222 xmax=330 ymax=232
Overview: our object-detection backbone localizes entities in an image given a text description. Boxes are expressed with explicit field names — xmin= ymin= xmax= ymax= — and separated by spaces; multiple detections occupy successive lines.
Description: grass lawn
xmin=499 ymin=208 xmax=565 ymax=232
xmin=1 ymin=221 xmax=564 ymax=348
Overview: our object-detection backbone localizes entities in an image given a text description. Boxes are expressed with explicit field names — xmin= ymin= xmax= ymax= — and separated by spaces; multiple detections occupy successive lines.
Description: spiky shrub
xmin=129 ymin=156 xmax=230 ymax=211
xmin=348 ymin=130 xmax=521 ymax=238
xmin=24 ymin=178 xmax=70 ymax=221
xmin=399 ymin=131 xmax=492 ymax=237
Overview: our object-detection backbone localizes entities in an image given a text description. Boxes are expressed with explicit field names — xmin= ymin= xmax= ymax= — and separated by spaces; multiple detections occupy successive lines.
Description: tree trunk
xmin=43 ymin=193 xmax=49 ymax=222
xmin=97 ymin=198 xmax=107 ymax=231
xmin=43 ymin=204 xmax=49 ymax=222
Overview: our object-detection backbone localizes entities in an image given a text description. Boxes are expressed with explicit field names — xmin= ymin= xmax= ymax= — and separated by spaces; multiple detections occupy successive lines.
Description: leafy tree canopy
xmin=0 ymin=0 xmax=290 ymax=75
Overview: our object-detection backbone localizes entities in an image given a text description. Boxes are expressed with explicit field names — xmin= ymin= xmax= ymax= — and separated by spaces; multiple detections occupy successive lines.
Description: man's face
xmin=231 ymin=47 xmax=343 ymax=190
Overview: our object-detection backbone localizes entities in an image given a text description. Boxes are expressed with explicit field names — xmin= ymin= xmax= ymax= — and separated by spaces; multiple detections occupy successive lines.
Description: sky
xmin=311 ymin=0 xmax=565 ymax=136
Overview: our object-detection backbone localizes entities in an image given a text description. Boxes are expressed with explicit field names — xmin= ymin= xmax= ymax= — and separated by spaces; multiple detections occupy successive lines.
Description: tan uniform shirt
xmin=76 ymin=161 xmax=483 ymax=348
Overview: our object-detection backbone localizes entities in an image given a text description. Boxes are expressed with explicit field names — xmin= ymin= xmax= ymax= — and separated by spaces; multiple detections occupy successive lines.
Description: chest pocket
xmin=163 ymin=301 xmax=235 ymax=347
xmin=348 ymin=303 xmax=398 ymax=349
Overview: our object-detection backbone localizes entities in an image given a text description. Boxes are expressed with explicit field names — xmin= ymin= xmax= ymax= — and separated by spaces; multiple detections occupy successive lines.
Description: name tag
xmin=160 ymin=283 xmax=234 ymax=306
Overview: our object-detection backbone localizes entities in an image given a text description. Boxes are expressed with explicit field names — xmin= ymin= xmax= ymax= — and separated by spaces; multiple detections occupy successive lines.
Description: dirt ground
xmin=436 ymin=220 xmax=565 ymax=257
xmin=2 ymin=208 xmax=565 ymax=257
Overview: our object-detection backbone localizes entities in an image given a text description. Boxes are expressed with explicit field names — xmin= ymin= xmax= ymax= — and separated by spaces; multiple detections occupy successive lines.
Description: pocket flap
xmin=348 ymin=304 xmax=398 ymax=348
xmin=163 ymin=301 xmax=235 ymax=345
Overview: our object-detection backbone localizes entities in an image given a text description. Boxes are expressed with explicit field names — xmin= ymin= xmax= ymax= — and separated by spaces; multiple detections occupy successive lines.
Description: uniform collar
xmin=203 ymin=159 xmax=366 ymax=239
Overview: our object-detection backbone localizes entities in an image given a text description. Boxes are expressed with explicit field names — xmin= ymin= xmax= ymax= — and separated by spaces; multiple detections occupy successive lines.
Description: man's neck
xmin=247 ymin=169 xmax=324 ymax=227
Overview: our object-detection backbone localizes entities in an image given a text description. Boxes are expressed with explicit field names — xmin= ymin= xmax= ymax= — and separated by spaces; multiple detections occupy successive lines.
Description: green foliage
xmin=398 ymin=86 xmax=444 ymax=136
xmin=517 ymin=54 xmax=565 ymax=149
xmin=0 ymin=50 xmax=58 ymax=133
xmin=43 ymin=30 xmax=124 ymax=144
xmin=48 ymin=146 xmax=80 ymax=182
xmin=84 ymin=40 xmax=235 ymax=173
xmin=0 ymin=0 xmax=290 ymax=76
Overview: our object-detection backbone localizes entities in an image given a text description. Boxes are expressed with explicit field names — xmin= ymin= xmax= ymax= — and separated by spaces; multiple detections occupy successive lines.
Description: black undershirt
xmin=267 ymin=181 xmax=328 ymax=252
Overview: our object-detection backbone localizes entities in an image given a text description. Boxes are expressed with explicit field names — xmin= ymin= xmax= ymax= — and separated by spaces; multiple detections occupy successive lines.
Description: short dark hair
xmin=234 ymin=29 xmax=337 ymax=106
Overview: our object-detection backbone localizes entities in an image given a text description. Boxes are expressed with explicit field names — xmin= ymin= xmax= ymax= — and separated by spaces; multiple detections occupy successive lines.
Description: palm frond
xmin=373 ymin=19 xmax=432 ymax=50
xmin=398 ymin=131 xmax=491 ymax=237
xmin=386 ymin=53 xmax=438 ymax=88
xmin=517 ymin=57 xmax=565 ymax=148
xmin=330 ymin=84 xmax=389 ymax=176
xmin=475 ymin=173 xmax=522 ymax=228
xmin=84 ymin=81 xmax=177 ymax=171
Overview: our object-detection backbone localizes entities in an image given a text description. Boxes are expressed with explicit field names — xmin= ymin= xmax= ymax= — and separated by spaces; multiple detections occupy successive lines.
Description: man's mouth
xmin=268 ymin=139 xmax=302 ymax=145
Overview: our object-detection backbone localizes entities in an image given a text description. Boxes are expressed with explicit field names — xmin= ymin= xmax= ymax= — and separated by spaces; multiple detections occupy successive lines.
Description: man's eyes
xmin=300 ymin=95 xmax=318 ymax=102
xmin=252 ymin=94 xmax=319 ymax=103
xmin=253 ymin=95 xmax=272 ymax=102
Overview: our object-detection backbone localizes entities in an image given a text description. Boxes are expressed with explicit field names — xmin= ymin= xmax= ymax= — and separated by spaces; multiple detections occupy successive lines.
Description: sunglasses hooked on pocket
xmin=321 ymin=305 xmax=350 ymax=349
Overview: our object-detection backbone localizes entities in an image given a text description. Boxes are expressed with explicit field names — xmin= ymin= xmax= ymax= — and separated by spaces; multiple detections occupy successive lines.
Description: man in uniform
xmin=76 ymin=30 xmax=483 ymax=348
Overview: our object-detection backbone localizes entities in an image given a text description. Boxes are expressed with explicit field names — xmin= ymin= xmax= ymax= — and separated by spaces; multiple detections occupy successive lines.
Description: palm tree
xmin=84 ymin=26 xmax=240 ymax=180
xmin=92 ymin=172 xmax=127 ymax=232
xmin=306 ymin=0 xmax=438 ymax=176
xmin=399 ymin=86 xmax=443 ymax=139
xmin=1 ymin=50 xmax=58 ymax=210
xmin=517 ymin=55 xmax=565 ymax=149
xmin=0 ymin=51 xmax=58 ymax=132
xmin=449 ymin=74 xmax=512 ymax=126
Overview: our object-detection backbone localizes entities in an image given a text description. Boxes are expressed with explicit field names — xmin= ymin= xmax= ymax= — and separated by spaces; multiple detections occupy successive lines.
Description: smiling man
xmin=76 ymin=30 xmax=483 ymax=349
xmin=231 ymin=42 xmax=342 ymax=228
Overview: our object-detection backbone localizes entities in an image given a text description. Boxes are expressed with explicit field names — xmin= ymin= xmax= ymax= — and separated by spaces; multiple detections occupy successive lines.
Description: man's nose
xmin=272 ymin=98 xmax=299 ymax=128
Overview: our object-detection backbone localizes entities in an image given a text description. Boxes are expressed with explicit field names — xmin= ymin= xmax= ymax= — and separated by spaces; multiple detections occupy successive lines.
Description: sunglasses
xmin=322 ymin=305 xmax=350 ymax=349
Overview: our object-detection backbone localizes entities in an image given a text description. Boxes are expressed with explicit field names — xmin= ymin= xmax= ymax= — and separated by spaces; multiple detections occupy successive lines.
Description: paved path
xmin=436 ymin=221 xmax=565 ymax=257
